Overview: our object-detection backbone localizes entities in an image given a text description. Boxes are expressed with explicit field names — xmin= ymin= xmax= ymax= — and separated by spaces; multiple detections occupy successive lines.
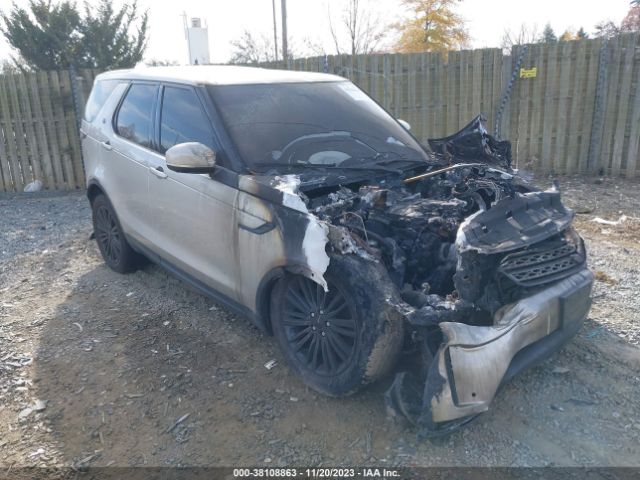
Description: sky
xmin=0 ymin=0 xmax=634 ymax=64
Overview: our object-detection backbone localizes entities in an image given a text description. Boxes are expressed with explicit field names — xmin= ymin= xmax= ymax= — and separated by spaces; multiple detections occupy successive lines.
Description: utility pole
xmin=281 ymin=0 xmax=288 ymax=66
xmin=182 ymin=12 xmax=192 ymax=64
xmin=272 ymin=0 xmax=279 ymax=62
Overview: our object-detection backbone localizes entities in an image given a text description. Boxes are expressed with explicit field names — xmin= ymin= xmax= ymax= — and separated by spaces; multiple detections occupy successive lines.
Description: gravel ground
xmin=1 ymin=176 xmax=639 ymax=472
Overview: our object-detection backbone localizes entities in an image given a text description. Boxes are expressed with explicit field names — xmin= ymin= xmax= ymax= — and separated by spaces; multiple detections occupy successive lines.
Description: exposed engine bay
xmin=273 ymin=118 xmax=593 ymax=437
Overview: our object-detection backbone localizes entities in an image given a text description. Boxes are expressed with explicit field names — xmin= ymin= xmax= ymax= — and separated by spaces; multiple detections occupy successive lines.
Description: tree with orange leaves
xmin=395 ymin=0 xmax=469 ymax=53
xmin=394 ymin=0 xmax=469 ymax=54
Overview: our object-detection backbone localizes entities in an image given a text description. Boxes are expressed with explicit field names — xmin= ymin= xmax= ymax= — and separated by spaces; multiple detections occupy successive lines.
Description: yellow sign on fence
xmin=520 ymin=67 xmax=538 ymax=78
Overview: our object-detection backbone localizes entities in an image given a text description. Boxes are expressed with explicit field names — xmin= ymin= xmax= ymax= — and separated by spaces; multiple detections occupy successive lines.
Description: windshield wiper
xmin=253 ymin=161 xmax=404 ymax=175
xmin=371 ymin=152 xmax=432 ymax=168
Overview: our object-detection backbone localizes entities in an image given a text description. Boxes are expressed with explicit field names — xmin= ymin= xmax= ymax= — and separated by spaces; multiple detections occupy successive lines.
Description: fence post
xmin=68 ymin=63 xmax=86 ymax=179
xmin=626 ymin=35 xmax=640 ymax=177
xmin=68 ymin=64 xmax=83 ymax=132
xmin=587 ymin=39 xmax=609 ymax=173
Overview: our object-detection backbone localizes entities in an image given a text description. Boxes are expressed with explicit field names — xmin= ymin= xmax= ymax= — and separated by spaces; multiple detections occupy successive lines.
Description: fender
xmin=86 ymin=178 xmax=106 ymax=203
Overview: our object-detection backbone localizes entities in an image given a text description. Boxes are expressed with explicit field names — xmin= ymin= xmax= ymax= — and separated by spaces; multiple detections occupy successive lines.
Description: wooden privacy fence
xmin=0 ymin=69 xmax=98 ymax=192
xmin=507 ymin=35 xmax=640 ymax=177
xmin=0 ymin=34 xmax=639 ymax=192
xmin=281 ymin=33 xmax=640 ymax=178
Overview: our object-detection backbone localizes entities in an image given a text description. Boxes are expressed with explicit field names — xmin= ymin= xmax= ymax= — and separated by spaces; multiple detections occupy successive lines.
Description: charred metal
xmin=249 ymin=116 xmax=593 ymax=437
xmin=428 ymin=115 xmax=513 ymax=170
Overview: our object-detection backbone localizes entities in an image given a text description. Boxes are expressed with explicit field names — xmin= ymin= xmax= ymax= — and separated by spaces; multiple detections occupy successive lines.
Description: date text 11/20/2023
xmin=233 ymin=468 xmax=401 ymax=478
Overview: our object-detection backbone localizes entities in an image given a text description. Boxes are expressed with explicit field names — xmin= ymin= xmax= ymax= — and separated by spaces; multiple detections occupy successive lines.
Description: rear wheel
xmin=271 ymin=255 xmax=404 ymax=396
xmin=91 ymin=194 xmax=141 ymax=273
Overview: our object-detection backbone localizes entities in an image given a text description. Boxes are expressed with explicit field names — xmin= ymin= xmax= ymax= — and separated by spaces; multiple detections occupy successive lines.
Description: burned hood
xmin=428 ymin=115 xmax=512 ymax=170
xmin=242 ymin=115 xmax=515 ymax=194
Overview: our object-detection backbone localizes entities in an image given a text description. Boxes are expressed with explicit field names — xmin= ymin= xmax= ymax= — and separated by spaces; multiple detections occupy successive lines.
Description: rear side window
xmin=84 ymin=79 xmax=121 ymax=122
xmin=159 ymin=86 xmax=215 ymax=154
xmin=115 ymin=83 xmax=156 ymax=148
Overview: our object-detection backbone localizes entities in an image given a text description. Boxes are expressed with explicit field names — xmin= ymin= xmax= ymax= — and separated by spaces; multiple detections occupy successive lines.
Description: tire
xmin=91 ymin=194 xmax=141 ymax=274
xmin=271 ymin=255 xmax=404 ymax=396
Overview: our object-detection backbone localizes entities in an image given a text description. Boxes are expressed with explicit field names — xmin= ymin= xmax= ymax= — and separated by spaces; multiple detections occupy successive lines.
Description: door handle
xmin=100 ymin=140 xmax=112 ymax=151
xmin=150 ymin=166 xmax=168 ymax=179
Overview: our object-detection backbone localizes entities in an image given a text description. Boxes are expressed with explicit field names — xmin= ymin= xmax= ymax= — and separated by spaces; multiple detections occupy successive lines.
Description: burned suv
xmin=81 ymin=66 xmax=593 ymax=436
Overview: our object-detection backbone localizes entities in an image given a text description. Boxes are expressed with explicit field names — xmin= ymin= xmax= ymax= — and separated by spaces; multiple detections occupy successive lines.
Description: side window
xmin=159 ymin=86 xmax=215 ymax=154
xmin=115 ymin=83 xmax=156 ymax=148
xmin=84 ymin=79 xmax=121 ymax=122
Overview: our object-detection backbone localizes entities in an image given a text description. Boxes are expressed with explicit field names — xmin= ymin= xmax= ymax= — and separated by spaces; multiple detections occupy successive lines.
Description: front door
xmin=145 ymin=84 xmax=239 ymax=301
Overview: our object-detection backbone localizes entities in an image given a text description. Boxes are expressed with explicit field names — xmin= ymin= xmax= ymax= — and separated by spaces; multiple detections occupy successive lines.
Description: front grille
xmin=498 ymin=240 xmax=585 ymax=287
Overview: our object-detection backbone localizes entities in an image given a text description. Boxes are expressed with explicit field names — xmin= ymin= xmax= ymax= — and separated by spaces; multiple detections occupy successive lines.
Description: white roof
xmin=96 ymin=65 xmax=345 ymax=86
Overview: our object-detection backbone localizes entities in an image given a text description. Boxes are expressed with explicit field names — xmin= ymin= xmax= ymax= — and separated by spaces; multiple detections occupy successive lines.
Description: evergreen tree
xmin=1 ymin=0 xmax=148 ymax=70
xmin=1 ymin=0 xmax=82 ymax=70
xmin=79 ymin=0 xmax=148 ymax=70
xmin=540 ymin=23 xmax=557 ymax=43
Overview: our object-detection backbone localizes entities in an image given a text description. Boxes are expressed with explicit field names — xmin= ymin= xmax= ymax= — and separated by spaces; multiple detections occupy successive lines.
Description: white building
xmin=185 ymin=17 xmax=210 ymax=65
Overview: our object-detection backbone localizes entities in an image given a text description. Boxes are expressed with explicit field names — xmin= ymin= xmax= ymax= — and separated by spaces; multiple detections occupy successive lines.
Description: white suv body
xmin=81 ymin=66 xmax=593 ymax=437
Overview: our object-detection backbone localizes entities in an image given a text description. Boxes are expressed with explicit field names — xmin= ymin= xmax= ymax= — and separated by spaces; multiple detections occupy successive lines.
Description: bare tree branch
xmin=327 ymin=0 xmax=387 ymax=56
xmin=328 ymin=4 xmax=343 ymax=55
xmin=500 ymin=23 xmax=539 ymax=52
xmin=229 ymin=30 xmax=276 ymax=64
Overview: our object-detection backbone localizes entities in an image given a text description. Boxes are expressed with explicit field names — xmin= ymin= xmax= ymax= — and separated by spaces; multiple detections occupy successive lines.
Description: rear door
xmin=106 ymin=82 xmax=159 ymax=245
xmin=145 ymin=83 xmax=240 ymax=300
xmin=81 ymin=79 xmax=126 ymax=188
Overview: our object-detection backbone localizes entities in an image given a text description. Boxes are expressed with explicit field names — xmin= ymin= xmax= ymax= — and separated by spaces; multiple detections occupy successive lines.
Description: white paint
xmin=273 ymin=174 xmax=309 ymax=213
xmin=454 ymin=209 xmax=483 ymax=253
xmin=272 ymin=174 xmax=331 ymax=290
xmin=98 ymin=65 xmax=344 ymax=87
xmin=302 ymin=216 xmax=330 ymax=291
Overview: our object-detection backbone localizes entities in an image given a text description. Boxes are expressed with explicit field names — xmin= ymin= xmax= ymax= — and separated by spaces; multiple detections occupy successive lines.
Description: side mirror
xmin=166 ymin=142 xmax=216 ymax=173
xmin=398 ymin=119 xmax=411 ymax=131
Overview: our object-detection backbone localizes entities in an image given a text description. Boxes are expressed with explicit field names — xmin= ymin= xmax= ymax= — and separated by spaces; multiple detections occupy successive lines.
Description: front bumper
xmin=387 ymin=268 xmax=594 ymax=436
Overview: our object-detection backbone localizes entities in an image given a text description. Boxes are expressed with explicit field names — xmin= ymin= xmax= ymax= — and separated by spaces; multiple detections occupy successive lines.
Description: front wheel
xmin=271 ymin=255 xmax=404 ymax=396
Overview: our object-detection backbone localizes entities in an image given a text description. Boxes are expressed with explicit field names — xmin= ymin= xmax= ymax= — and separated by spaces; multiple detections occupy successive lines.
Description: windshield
xmin=207 ymin=81 xmax=432 ymax=173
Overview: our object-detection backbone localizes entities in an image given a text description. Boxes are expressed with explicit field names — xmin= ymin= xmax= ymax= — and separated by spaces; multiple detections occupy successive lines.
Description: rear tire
xmin=271 ymin=255 xmax=404 ymax=396
xmin=91 ymin=194 xmax=142 ymax=274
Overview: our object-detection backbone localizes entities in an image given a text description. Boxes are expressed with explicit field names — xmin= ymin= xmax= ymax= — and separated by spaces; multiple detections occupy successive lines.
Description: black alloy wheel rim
xmin=282 ymin=276 xmax=358 ymax=376
xmin=95 ymin=205 xmax=122 ymax=265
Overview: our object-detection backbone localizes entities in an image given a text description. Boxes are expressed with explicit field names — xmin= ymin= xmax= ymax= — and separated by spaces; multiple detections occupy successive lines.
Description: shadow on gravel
xmin=31 ymin=259 xmax=272 ymax=468
xmin=29 ymin=244 xmax=640 ymax=468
